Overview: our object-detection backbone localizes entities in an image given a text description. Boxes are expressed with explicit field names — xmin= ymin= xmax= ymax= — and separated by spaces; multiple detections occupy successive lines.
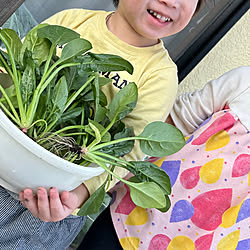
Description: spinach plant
xmin=0 ymin=24 xmax=185 ymax=214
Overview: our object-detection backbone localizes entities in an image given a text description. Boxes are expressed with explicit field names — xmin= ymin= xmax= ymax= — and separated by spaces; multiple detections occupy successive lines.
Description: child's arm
xmin=171 ymin=66 xmax=250 ymax=136
xmin=19 ymin=184 xmax=89 ymax=222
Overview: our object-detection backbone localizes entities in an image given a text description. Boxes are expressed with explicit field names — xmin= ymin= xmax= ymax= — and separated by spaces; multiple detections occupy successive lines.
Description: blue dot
xmin=247 ymin=131 xmax=250 ymax=134
xmin=221 ymin=233 xmax=223 ymax=236
xmin=118 ymin=218 xmax=120 ymax=221
xmin=187 ymin=225 xmax=191 ymax=228
xmin=224 ymin=178 xmax=227 ymax=181
xmin=152 ymin=222 xmax=155 ymax=226
xmin=192 ymin=160 xmax=195 ymax=164
xmin=236 ymin=142 xmax=239 ymax=145
xmin=196 ymin=149 xmax=199 ymax=151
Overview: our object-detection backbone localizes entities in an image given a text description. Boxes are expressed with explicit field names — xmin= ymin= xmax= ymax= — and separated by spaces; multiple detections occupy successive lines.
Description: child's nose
xmin=158 ymin=0 xmax=177 ymax=8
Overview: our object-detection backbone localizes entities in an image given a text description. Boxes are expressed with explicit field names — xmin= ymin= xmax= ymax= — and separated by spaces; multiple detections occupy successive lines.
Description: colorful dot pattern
xmin=110 ymin=109 xmax=250 ymax=249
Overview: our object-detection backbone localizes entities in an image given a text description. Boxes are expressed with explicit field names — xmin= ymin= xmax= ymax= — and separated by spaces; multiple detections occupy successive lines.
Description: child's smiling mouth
xmin=147 ymin=9 xmax=172 ymax=23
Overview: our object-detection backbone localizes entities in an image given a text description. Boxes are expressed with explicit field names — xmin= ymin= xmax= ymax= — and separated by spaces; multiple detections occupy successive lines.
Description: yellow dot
xmin=196 ymin=233 xmax=199 ymax=236
xmin=220 ymin=151 xmax=223 ymax=153
xmin=241 ymin=181 xmax=243 ymax=184
xmin=149 ymin=232 xmax=151 ymax=235
xmin=198 ymin=190 xmax=201 ymax=193
xmin=137 ymin=230 xmax=140 ymax=233
xmin=182 ymin=159 xmax=185 ymax=162
xmin=233 ymin=151 xmax=236 ymax=154
xmin=237 ymin=196 xmax=241 ymax=199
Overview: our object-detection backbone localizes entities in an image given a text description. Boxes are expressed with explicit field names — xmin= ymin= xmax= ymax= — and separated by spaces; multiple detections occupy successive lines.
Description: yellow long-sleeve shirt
xmin=44 ymin=9 xmax=178 ymax=194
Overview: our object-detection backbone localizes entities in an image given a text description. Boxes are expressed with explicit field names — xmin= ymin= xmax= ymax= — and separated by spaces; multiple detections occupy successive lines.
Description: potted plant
xmin=0 ymin=24 xmax=185 ymax=214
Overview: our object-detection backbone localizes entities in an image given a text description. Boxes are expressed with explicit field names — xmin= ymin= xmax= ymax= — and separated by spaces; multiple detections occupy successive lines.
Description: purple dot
xmin=247 ymin=131 xmax=250 ymax=134
xmin=196 ymin=149 xmax=199 ymax=151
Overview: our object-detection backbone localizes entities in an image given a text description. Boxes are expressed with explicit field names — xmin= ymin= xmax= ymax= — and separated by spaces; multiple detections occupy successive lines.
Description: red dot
xmin=178 ymin=229 xmax=181 ymax=231
xmin=248 ymin=146 xmax=250 ymax=148
xmin=224 ymin=162 xmax=227 ymax=164
xmin=234 ymin=132 xmax=237 ymax=134
xmin=140 ymin=241 xmax=143 ymax=244
xmin=125 ymin=229 xmax=127 ymax=232
xmin=207 ymin=155 xmax=210 ymax=158
xmin=164 ymin=226 xmax=167 ymax=229
xmin=171 ymin=194 xmax=174 ymax=197
xmin=188 ymin=196 xmax=191 ymax=199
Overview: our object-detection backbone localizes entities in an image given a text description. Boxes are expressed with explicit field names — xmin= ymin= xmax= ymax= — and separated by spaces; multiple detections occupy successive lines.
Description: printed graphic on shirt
xmin=101 ymin=72 xmax=128 ymax=89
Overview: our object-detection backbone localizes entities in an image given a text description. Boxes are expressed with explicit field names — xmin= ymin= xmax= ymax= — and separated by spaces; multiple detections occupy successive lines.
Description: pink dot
xmin=164 ymin=226 xmax=167 ymax=229
xmin=248 ymin=146 xmax=250 ymax=148
xmin=224 ymin=162 xmax=227 ymax=164
xmin=207 ymin=155 xmax=210 ymax=158
xmin=188 ymin=196 xmax=191 ymax=199
xmin=234 ymin=132 xmax=237 ymax=134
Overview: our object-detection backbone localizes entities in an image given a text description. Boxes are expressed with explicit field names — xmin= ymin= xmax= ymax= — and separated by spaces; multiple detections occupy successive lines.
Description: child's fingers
xmin=21 ymin=189 xmax=39 ymax=217
xmin=36 ymin=187 xmax=51 ymax=221
xmin=49 ymin=187 xmax=65 ymax=221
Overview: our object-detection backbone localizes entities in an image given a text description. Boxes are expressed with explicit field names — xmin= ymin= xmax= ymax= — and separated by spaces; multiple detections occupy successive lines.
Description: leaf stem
xmin=0 ymin=34 xmax=25 ymax=122
xmin=89 ymin=136 xmax=140 ymax=152
xmin=64 ymin=75 xmax=95 ymax=111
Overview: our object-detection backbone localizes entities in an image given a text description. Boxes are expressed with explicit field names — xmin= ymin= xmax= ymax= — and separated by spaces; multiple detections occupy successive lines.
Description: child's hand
xmin=19 ymin=184 xmax=89 ymax=222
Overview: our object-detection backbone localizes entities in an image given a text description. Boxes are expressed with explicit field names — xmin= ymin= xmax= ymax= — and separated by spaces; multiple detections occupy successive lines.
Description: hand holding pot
xmin=19 ymin=184 xmax=89 ymax=222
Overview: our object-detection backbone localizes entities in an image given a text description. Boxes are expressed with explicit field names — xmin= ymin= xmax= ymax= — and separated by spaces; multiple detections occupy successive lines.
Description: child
xmin=78 ymin=66 xmax=250 ymax=249
xmin=0 ymin=0 xmax=204 ymax=249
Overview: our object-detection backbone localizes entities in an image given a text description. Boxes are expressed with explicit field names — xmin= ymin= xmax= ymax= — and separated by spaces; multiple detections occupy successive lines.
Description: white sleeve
xmin=171 ymin=66 xmax=250 ymax=136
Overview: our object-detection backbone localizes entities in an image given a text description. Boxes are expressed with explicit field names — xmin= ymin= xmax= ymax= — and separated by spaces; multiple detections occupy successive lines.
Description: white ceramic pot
xmin=0 ymin=110 xmax=104 ymax=194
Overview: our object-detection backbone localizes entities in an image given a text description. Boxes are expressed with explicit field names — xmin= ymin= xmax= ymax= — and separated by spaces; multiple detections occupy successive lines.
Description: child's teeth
xmin=149 ymin=10 xmax=170 ymax=22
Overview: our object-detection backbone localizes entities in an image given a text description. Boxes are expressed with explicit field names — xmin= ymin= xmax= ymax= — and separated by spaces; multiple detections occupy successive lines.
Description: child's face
xmin=116 ymin=0 xmax=199 ymax=44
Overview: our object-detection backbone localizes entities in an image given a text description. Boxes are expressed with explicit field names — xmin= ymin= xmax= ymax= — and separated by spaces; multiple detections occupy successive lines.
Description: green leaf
xmin=138 ymin=121 xmax=185 ymax=157
xmin=128 ymin=161 xmax=171 ymax=195
xmin=107 ymin=82 xmax=138 ymax=122
xmin=44 ymin=76 xmax=68 ymax=126
xmin=20 ymin=23 xmax=51 ymax=66
xmin=58 ymin=38 xmax=92 ymax=64
xmin=94 ymin=104 xmax=107 ymax=123
xmin=128 ymin=181 xmax=166 ymax=208
xmin=85 ymin=120 xmax=111 ymax=143
xmin=52 ymin=76 xmax=68 ymax=114
xmin=20 ymin=60 xmax=36 ymax=107
xmin=99 ymin=127 xmax=134 ymax=157
xmin=37 ymin=25 xmax=80 ymax=46
xmin=77 ymin=182 xmax=106 ymax=216
xmin=0 ymin=29 xmax=22 ymax=64
xmin=56 ymin=107 xmax=82 ymax=125
xmin=77 ymin=52 xmax=134 ymax=74
xmin=0 ymin=84 xmax=18 ymax=108
xmin=157 ymin=195 xmax=171 ymax=213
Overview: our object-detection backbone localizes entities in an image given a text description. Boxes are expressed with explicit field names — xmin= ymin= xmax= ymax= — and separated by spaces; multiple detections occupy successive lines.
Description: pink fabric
xmin=110 ymin=109 xmax=250 ymax=249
